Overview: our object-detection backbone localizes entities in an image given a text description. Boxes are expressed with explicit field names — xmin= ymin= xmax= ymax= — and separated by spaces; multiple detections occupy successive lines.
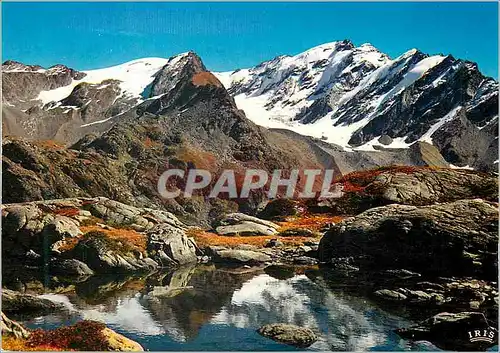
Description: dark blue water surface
xmin=20 ymin=265 xmax=443 ymax=351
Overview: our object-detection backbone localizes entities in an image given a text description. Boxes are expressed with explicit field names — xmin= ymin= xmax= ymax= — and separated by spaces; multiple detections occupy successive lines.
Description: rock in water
xmin=100 ymin=327 xmax=144 ymax=351
xmin=395 ymin=312 xmax=498 ymax=351
xmin=374 ymin=289 xmax=408 ymax=301
xmin=257 ymin=323 xmax=317 ymax=348
xmin=2 ymin=289 xmax=64 ymax=314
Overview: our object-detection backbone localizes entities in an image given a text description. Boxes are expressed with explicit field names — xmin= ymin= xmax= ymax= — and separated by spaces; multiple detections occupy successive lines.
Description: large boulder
xmin=215 ymin=213 xmax=279 ymax=236
xmin=315 ymin=167 xmax=498 ymax=214
xmin=257 ymin=323 xmax=317 ymax=348
xmin=146 ymin=224 xmax=198 ymax=266
xmin=367 ymin=168 xmax=497 ymax=205
xmin=395 ymin=312 xmax=498 ymax=351
xmin=72 ymin=231 xmax=158 ymax=273
xmin=2 ymin=204 xmax=82 ymax=258
xmin=319 ymin=199 xmax=498 ymax=279
xmin=1 ymin=197 xmax=187 ymax=256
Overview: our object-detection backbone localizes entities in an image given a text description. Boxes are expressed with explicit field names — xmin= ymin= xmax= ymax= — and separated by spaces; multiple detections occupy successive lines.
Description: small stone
xmin=265 ymin=238 xmax=284 ymax=248
xmin=257 ymin=323 xmax=317 ymax=348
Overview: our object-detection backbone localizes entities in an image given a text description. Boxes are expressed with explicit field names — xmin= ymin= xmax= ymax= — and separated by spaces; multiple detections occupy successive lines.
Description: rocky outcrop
xmin=395 ymin=312 xmax=498 ymax=351
xmin=2 ymin=197 xmax=198 ymax=274
xmin=2 ymin=202 xmax=83 ymax=259
xmin=215 ymin=213 xmax=280 ymax=236
xmin=2 ymin=289 xmax=64 ymax=314
xmin=316 ymin=167 xmax=498 ymax=215
xmin=146 ymin=224 xmax=198 ymax=266
xmin=84 ymin=198 xmax=186 ymax=231
xmin=373 ymin=278 xmax=498 ymax=310
xmin=72 ymin=232 xmax=158 ymax=273
xmin=319 ymin=199 xmax=498 ymax=279
xmin=257 ymin=323 xmax=317 ymax=348
xmin=367 ymin=168 xmax=497 ymax=205
xmin=1 ymin=312 xmax=30 ymax=339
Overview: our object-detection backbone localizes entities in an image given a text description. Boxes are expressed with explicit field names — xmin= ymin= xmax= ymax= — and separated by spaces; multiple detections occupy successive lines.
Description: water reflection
xmin=22 ymin=265 xmax=437 ymax=351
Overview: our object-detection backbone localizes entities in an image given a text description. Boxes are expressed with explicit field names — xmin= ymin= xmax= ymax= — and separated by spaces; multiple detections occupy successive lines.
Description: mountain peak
xmin=358 ymin=43 xmax=379 ymax=51
xmin=2 ymin=60 xmax=45 ymax=73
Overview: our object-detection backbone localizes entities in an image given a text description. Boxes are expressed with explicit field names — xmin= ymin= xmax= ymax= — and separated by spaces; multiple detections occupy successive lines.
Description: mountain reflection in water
xmin=22 ymin=264 xmax=438 ymax=351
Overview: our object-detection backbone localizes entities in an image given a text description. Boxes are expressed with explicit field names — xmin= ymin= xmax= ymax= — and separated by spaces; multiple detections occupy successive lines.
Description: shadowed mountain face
xmin=215 ymin=40 xmax=497 ymax=171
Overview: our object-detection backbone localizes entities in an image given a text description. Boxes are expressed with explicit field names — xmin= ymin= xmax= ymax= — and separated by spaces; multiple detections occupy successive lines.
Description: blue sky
xmin=2 ymin=2 xmax=498 ymax=78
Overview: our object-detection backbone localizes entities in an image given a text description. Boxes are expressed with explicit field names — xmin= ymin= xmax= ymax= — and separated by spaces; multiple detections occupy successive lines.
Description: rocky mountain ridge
xmin=2 ymin=40 xmax=498 ymax=171
xmin=216 ymin=40 xmax=498 ymax=169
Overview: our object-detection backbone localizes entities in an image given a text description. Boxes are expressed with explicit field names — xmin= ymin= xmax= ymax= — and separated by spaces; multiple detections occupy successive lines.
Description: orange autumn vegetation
xmin=277 ymin=213 xmax=345 ymax=232
xmin=58 ymin=225 xmax=147 ymax=253
xmin=176 ymin=144 xmax=217 ymax=170
xmin=2 ymin=321 xmax=109 ymax=351
xmin=144 ymin=137 xmax=162 ymax=149
xmin=80 ymin=226 xmax=147 ymax=252
xmin=2 ymin=336 xmax=68 ymax=351
xmin=53 ymin=207 xmax=81 ymax=217
xmin=56 ymin=237 xmax=81 ymax=252
xmin=34 ymin=139 xmax=65 ymax=150
xmin=187 ymin=228 xmax=316 ymax=248
xmin=192 ymin=72 xmax=223 ymax=87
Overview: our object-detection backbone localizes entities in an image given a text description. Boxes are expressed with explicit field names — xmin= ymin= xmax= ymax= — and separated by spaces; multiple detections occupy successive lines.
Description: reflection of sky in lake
xmin=25 ymin=269 xmax=442 ymax=351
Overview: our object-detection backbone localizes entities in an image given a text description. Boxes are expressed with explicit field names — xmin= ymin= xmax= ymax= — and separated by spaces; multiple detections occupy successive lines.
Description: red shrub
xmin=27 ymin=321 xmax=108 ymax=351
xmin=53 ymin=207 xmax=80 ymax=217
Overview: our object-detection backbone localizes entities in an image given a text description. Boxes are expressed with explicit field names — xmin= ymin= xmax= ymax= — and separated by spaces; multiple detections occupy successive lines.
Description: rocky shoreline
xmin=2 ymin=167 xmax=498 ymax=350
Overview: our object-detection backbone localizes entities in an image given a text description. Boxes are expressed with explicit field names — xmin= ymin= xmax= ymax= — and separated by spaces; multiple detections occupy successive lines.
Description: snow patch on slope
xmin=420 ymin=106 xmax=462 ymax=144
xmin=36 ymin=57 xmax=173 ymax=105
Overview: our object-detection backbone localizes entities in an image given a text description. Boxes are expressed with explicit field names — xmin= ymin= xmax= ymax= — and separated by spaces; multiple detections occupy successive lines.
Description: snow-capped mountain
xmin=214 ymin=39 xmax=498 ymax=164
xmin=216 ymin=40 xmax=390 ymax=147
xmin=2 ymin=40 xmax=498 ymax=170
xmin=2 ymin=53 xmax=199 ymax=142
